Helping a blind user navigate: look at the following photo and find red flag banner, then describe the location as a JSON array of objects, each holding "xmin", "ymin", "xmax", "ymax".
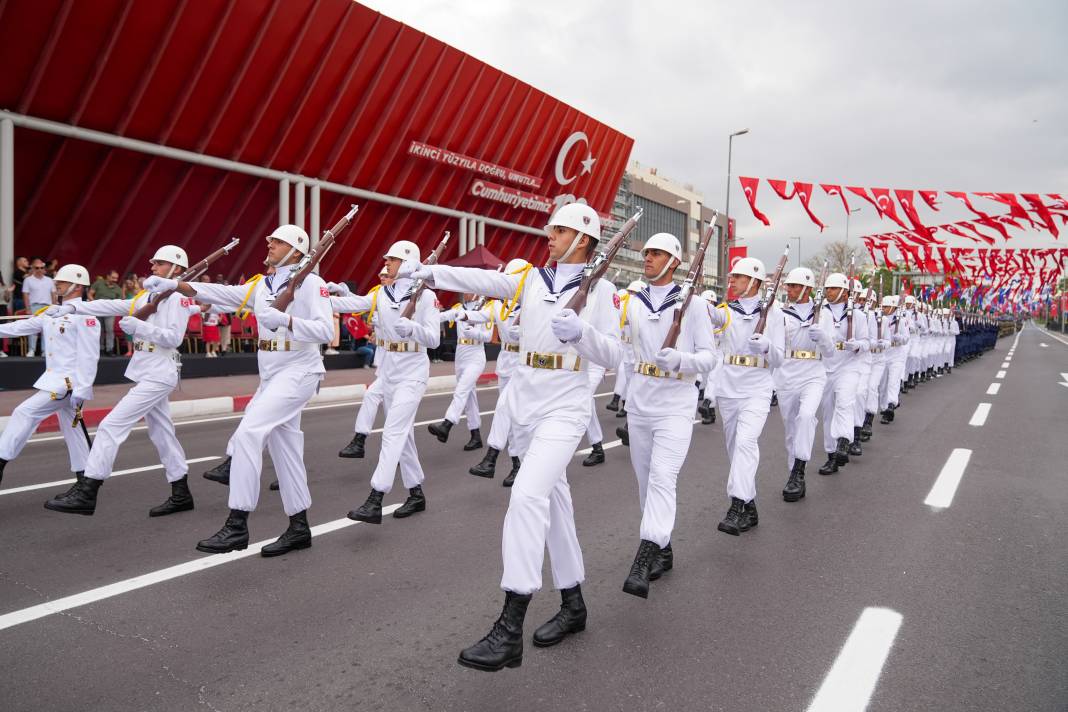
[
  {"xmin": 1020, "ymin": 193, "xmax": 1059, "ymax": 238},
  {"xmin": 919, "ymin": 190, "xmax": 941, "ymax": 211},
  {"xmin": 767, "ymin": 179, "xmax": 795, "ymax": 200},
  {"xmin": 895, "ymin": 189, "xmax": 931, "ymax": 236},
  {"xmin": 946, "ymin": 191, "xmax": 993, "ymax": 221},
  {"xmin": 738, "ymin": 177, "xmax": 771, "ymax": 226},
  {"xmin": 847, "ymin": 186, "xmax": 884, "ymax": 217},
  {"xmin": 820, "ymin": 184, "xmax": 851, "ymax": 215},
  {"xmin": 871, "ymin": 188, "xmax": 910, "ymax": 231},
  {"xmin": 792, "ymin": 182, "xmax": 826, "ymax": 230}
]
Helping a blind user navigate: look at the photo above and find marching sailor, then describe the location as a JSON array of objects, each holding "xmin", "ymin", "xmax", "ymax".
[
  {"xmin": 705, "ymin": 257, "xmax": 786, "ymax": 536},
  {"xmin": 848, "ymin": 280, "xmax": 875, "ymax": 457},
  {"xmin": 43, "ymin": 246, "xmax": 199, "ymax": 518},
  {"xmin": 773, "ymin": 267, "xmax": 833, "ymax": 503},
  {"xmin": 0, "ymin": 265, "xmax": 99, "ymax": 487},
  {"xmin": 402, "ymin": 202, "xmax": 617, "ymax": 671},
  {"xmin": 428, "ymin": 294, "xmax": 492, "ymax": 450},
  {"xmin": 856, "ymin": 286, "xmax": 885, "ymax": 445},
  {"xmin": 879, "ymin": 295, "xmax": 909, "ymax": 424},
  {"xmin": 337, "ymin": 269, "xmax": 392, "ymax": 460},
  {"xmin": 605, "ymin": 280, "xmax": 644, "ymax": 416},
  {"xmin": 561, "ymin": 232, "xmax": 716, "ymax": 597},
  {"xmin": 696, "ymin": 289, "xmax": 720, "ymax": 425}
]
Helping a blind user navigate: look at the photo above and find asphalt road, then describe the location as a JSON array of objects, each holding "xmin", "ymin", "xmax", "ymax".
[{"xmin": 1, "ymin": 325, "xmax": 1065, "ymax": 712}]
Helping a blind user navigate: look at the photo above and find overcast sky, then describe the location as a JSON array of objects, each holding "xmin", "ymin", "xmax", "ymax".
[{"xmin": 365, "ymin": 0, "xmax": 1067, "ymax": 270}]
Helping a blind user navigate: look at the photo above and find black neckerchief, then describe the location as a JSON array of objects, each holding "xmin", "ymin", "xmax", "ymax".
[
  {"xmin": 783, "ymin": 305, "xmax": 814, "ymax": 323},
  {"xmin": 635, "ymin": 284, "xmax": 682, "ymax": 317},
  {"xmin": 728, "ymin": 300, "xmax": 761, "ymax": 317},
  {"xmin": 383, "ymin": 283, "xmax": 413, "ymax": 305},
  {"xmin": 264, "ymin": 272, "xmax": 291, "ymax": 295},
  {"xmin": 824, "ymin": 302, "xmax": 848, "ymax": 325},
  {"xmin": 538, "ymin": 267, "xmax": 583, "ymax": 301}
]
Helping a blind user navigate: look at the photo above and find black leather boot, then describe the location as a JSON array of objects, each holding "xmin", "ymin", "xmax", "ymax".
[
  {"xmin": 464, "ymin": 429, "xmax": 483, "ymax": 451},
  {"xmin": 338, "ymin": 432, "xmax": 366, "ymax": 458},
  {"xmin": 582, "ymin": 442, "xmax": 605, "ymax": 467},
  {"xmin": 44, "ymin": 475, "xmax": 102, "ymax": 515},
  {"xmin": 771, "ymin": 392, "xmax": 779, "ymax": 407},
  {"xmin": 470, "ymin": 447, "xmax": 499, "ymax": 478},
  {"xmin": 717, "ymin": 497, "xmax": 747, "ymax": 536},
  {"xmin": 886, "ymin": 404, "xmax": 896, "ymax": 422},
  {"xmin": 743, "ymin": 499, "xmax": 759, "ymax": 529},
  {"xmin": 606, "ymin": 394, "xmax": 621, "ymax": 411},
  {"xmin": 860, "ymin": 413, "xmax": 874, "ymax": 441},
  {"xmin": 393, "ymin": 485, "xmax": 426, "ymax": 518},
  {"xmin": 149, "ymin": 475, "xmax": 194, "ymax": 517},
  {"xmin": 616, "ymin": 400, "xmax": 627, "ymax": 418},
  {"xmin": 348, "ymin": 489, "xmax": 384, "ymax": 524},
  {"xmin": 269, "ymin": 480, "xmax": 279, "ymax": 491},
  {"xmin": 196, "ymin": 509, "xmax": 249, "ymax": 553},
  {"xmin": 782, "ymin": 459, "xmax": 806, "ymax": 502},
  {"xmin": 502, "ymin": 457, "xmax": 520, "ymax": 487},
  {"xmin": 203, "ymin": 456, "xmax": 231, "ymax": 485},
  {"xmin": 532, "ymin": 584, "xmax": 587, "ymax": 647},
  {"xmin": 818, "ymin": 453, "xmax": 839, "ymax": 475},
  {"xmin": 835, "ymin": 437, "xmax": 851, "ymax": 466},
  {"xmin": 428, "ymin": 419, "xmax": 453, "ymax": 443},
  {"xmin": 701, "ymin": 401, "xmax": 716, "ymax": 425},
  {"xmin": 616, "ymin": 421, "xmax": 629, "ymax": 447},
  {"xmin": 848, "ymin": 428, "xmax": 863, "ymax": 456},
  {"xmin": 649, "ymin": 543, "xmax": 673, "ymax": 581},
  {"xmin": 880, "ymin": 408, "xmax": 893, "ymax": 424},
  {"xmin": 0, "ymin": 457, "xmax": 6, "ymax": 485},
  {"xmin": 622, "ymin": 540, "xmax": 661, "ymax": 599},
  {"xmin": 457, "ymin": 591, "xmax": 531, "ymax": 671},
  {"xmin": 260, "ymin": 510, "xmax": 312, "ymax": 557}
]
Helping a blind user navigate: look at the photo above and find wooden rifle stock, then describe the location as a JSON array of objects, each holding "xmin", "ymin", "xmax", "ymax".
[
  {"xmin": 562, "ymin": 208, "xmax": 644, "ymax": 316},
  {"xmin": 273, "ymin": 204, "xmax": 358, "ymax": 314},
  {"xmin": 400, "ymin": 230, "xmax": 451, "ymax": 319},
  {"xmin": 811, "ymin": 259, "xmax": 830, "ymax": 325},
  {"xmin": 132, "ymin": 237, "xmax": 240, "ymax": 320},
  {"xmin": 845, "ymin": 255, "xmax": 857, "ymax": 341},
  {"xmin": 662, "ymin": 213, "xmax": 717, "ymax": 349},
  {"xmin": 753, "ymin": 244, "xmax": 790, "ymax": 335}
]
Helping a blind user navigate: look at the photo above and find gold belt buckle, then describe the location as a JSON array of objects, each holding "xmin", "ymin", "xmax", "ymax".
[
  {"xmin": 834, "ymin": 342, "xmax": 846, "ymax": 350},
  {"xmin": 503, "ymin": 343, "xmax": 519, "ymax": 353},
  {"xmin": 459, "ymin": 338, "xmax": 477, "ymax": 346}
]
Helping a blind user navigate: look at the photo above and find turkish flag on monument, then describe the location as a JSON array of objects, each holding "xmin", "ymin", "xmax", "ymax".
[{"xmin": 738, "ymin": 177, "xmax": 771, "ymax": 226}]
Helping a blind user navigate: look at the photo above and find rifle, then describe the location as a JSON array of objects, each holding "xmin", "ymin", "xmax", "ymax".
[
  {"xmin": 272, "ymin": 204, "xmax": 359, "ymax": 314},
  {"xmin": 811, "ymin": 259, "xmax": 830, "ymax": 326},
  {"xmin": 662, "ymin": 211, "xmax": 718, "ymax": 349},
  {"xmin": 874, "ymin": 271, "xmax": 885, "ymax": 340},
  {"xmin": 400, "ymin": 230, "xmax": 451, "ymax": 319},
  {"xmin": 753, "ymin": 244, "xmax": 790, "ymax": 335},
  {"xmin": 132, "ymin": 238, "xmax": 240, "ymax": 320},
  {"xmin": 563, "ymin": 208, "xmax": 644, "ymax": 316},
  {"xmin": 845, "ymin": 254, "xmax": 857, "ymax": 340}
]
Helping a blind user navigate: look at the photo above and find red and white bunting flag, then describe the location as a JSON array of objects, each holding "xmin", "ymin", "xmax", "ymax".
[
  {"xmin": 767, "ymin": 179, "xmax": 795, "ymax": 200},
  {"xmin": 871, "ymin": 188, "xmax": 911, "ymax": 231},
  {"xmin": 1020, "ymin": 193, "xmax": 1060, "ymax": 238},
  {"xmin": 973, "ymin": 192, "xmax": 1036, "ymax": 228},
  {"xmin": 738, "ymin": 177, "xmax": 771, "ymax": 226},
  {"xmin": 895, "ymin": 189, "xmax": 932, "ymax": 237},
  {"xmin": 820, "ymin": 184, "xmax": 851, "ymax": 215},
  {"xmin": 792, "ymin": 182, "xmax": 826, "ymax": 230},
  {"xmin": 946, "ymin": 191, "xmax": 993, "ymax": 221},
  {"xmin": 847, "ymin": 186, "xmax": 884, "ymax": 217}
]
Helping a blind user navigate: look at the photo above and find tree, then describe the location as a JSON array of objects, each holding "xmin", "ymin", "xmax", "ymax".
[{"xmin": 802, "ymin": 240, "xmax": 873, "ymax": 276}]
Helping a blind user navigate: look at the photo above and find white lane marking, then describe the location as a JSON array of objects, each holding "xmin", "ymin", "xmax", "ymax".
[
  {"xmin": 1040, "ymin": 343, "xmax": 1049, "ymax": 348},
  {"xmin": 995, "ymin": 370, "xmax": 1006, "ymax": 379},
  {"xmin": 1000, "ymin": 361, "xmax": 1010, "ymax": 368},
  {"xmin": 807, "ymin": 607, "xmax": 904, "ymax": 712},
  {"xmin": 986, "ymin": 383, "xmax": 1001, "ymax": 395},
  {"xmin": 924, "ymin": 448, "xmax": 972, "ymax": 509},
  {"xmin": 1012, "ymin": 330, "xmax": 1022, "ymax": 349},
  {"xmin": 1042, "ymin": 329, "xmax": 1068, "ymax": 347},
  {"xmin": 969, "ymin": 403, "xmax": 991, "ymax": 427},
  {"xmin": 1058, "ymin": 373, "xmax": 1068, "ymax": 389},
  {"xmin": 0, "ymin": 504, "xmax": 403, "ymax": 632},
  {"xmin": 0, "ymin": 457, "xmax": 220, "ymax": 497}
]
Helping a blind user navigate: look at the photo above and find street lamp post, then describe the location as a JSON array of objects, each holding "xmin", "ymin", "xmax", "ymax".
[
  {"xmin": 721, "ymin": 128, "xmax": 749, "ymax": 290},
  {"xmin": 844, "ymin": 207, "xmax": 860, "ymax": 250},
  {"xmin": 790, "ymin": 236, "xmax": 802, "ymax": 268}
]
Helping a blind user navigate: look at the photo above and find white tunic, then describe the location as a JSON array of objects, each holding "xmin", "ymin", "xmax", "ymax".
[{"xmin": 0, "ymin": 298, "xmax": 100, "ymax": 399}]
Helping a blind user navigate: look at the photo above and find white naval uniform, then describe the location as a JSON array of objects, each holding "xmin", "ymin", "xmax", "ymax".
[
  {"xmin": 354, "ymin": 348, "xmax": 385, "ymax": 436},
  {"xmin": 853, "ymin": 307, "xmax": 878, "ymax": 428},
  {"xmin": 774, "ymin": 301, "xmax": 833, "ymax": 469},
  {"xmin": 441, "ymin": 301, "xmax": 492, "ymax": 429},
  {"xmin": 426, "ymin": 262, "xmax": 617, "ymax": 595},
  {"xmin": 611, "ymin": 293, "xmax": 634, "ymax": 400},
  {"xmin": 881, "ymin": 312, "xmax": 910, "ymax": 409},
  {"xmin": 948, "ymin": 317, "xmax": 960, "ymax": 365},
  {"xmin": 479, "ymin": 302, "xmax": 521, "ymax": 457},
  {"xmin": 697, "ymin": 301, "xmax": 725, "ymax": 408},
  {"xmin": 331, "ymin": 279, "xmax": 440, "ymax": 495},
  {"xmin": 859, "ymin": 308, "xmax": 884, "ymax": 420},
  {"xmin": 72, "ymin": 292, "xmax": 197, "ymax": 484},
  {"xmin": 190, "ymin": 266, "xmax": 333, "ymax": 515},
  {"xmin": 708, "ymin": 296, "xmax": 786, "ymax": 503},
  {"xmin": 819, "ymin": 302, "xmax": 869, "ymax": 454},
  {"xmin": 571, "ymin": 282, "xmax": 717, "ymax": 547},
  {"xmin": 909, "ymin": 310, "xmax": 929, "ymax": 376},
  {"xmin": 0, "ymin": 300, "xmax": 100, "ymax": 472}
]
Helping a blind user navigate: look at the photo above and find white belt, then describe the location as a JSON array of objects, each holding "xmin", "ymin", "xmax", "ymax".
[
  {"xmin": 258, "ymin": 339, "xmax": 319, "ymax": 352},
  {"xmin": 375, "ymin": 338, "xmax": 423, "ymax": 353},
  {"xmin": 521, "ymin": 350, "xmax": 583, "ymax": 371}
]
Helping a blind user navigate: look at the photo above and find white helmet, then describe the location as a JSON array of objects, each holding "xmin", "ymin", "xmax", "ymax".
[
  {"xmin": 266, "ymin": 225, "xmax": 310, "ymax": 255},
  {"xmin": 384, "ymin": 240, "xmax": 421, "ymax": 263},
  {"xmin": 881, "ymin": 295, "xmax": 898, "ymax": 308},
  {"xmin": 546, "ymin": 202, "xmax": 601, "ymax": 240},
  {"xmin": 642, "ymin": 233, "xmax": 682, "ymax": 262},
  {"xmin": 824, "ymin": 273, "xmax": 850, "ymax": 289},
  {"xmin": 730, "ymin": 257, "xmax": 766, "ymax": 281},
  {"xmin": 53, "ymin": 264, "xmax": 90, "ymax": 286},
  {"xmin": 151, "ymin": 245, "xmax": 189, "ymax": 268},
  {"xmin": 859, "ymin": 287, "xmax": 872, "ymax": 300},
  {"xmin": 701, "ymin": 289, "xmax": 718, "ymax": 302},
  {"xmin": 626, "ymin": 280, "xmax": 647, "ymax": 293},
  {"xmin": 904, "ymin": 295, "xmax": 917, "ymax": 306},
  {"xmin": 784, "ymin": 267, "xmax": 815, "ymax": 288},
  {"xmin": 851, "ymin": 279, "xmax": 864, "ymax": 292},
  {"xmin": 504, "ymin": 258, "xmax": 530, "ymax": 274}
]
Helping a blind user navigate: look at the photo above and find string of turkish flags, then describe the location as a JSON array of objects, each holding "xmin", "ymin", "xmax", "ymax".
[
  {"xmin": 737, "ymin": 177, "xmax": 1068, "ymax": 242},
  {"xmin": 859, "ymin": 241, "xmax": 1068, "ymax": 291}
]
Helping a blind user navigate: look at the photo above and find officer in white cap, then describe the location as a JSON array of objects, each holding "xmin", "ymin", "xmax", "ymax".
[
  {"xmin": 815, "ymin": 273, "xmax": 870, "ymax": 474},
  {"xmin": 774, "ymin": 267, "xmax": 834, "ymax": 502},
  {"xmin": 428, "ymin": 293, "xmax": 493, "ymax": 450},
  {"xmin": 705, "ymin": 256, "xmax": 786, "ymax": 535},
  {"xmin": 469, "ymin": 259, "xmax": 529, "ymax": 485},
  {"xmin": 0, "ymin": 265, "xmax": 99, "ymax": 486},
  {"xmin": 402, "ymin": 201, "xmax": 618, "ymax": 671},
  {"xmin": 696, "ymin": 288, "xmax": 720, "ymax": 424},
  {"xmin": 878, "ymin": 295, "xmax": 909, "ymax": 423},
  {"xmin": 563, "ymin": 232, "xmax": 717, "ymax": 597},
  {"xmin": 330, "ymin": 239, "xmax": 441, "ymax": 527},
  {"xmin": 43, "ymin": 247, "xmax": 200, "ymax": 518},
  {"xmin": 149, "ymin": 225, "xmax": 332, "ymax": 556}
]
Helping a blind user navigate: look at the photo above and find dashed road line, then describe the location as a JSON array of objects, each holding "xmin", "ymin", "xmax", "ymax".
[
  {"xmin": 986, "ymin": 383, "xmax": 1001, "ymax": 395},
  {"xmin": 996, "ymin": 370, "xmax": 1006, "ymax": 379},
  {"xmin": 924, "ymin": 448, "xmax": 972, "ymax": 509},
  {"xmin": 807, "ymin": 607, "xmax": 903, "ymax": 712},
  {"xmin": 969, "ymin": 403, "xmax": 991, "ymax": 427},
  {"xmin": 0, "ymin": 456, "xmax": 220, "ymax": 497}
]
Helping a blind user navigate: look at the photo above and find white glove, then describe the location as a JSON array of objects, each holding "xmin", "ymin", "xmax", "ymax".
[
  {"xmin": 505, "ymin": 324, "xmax": 521, "ymax": 341},
  {"xmin": 257, "ymin": 308, "xmax": 290, "ymax": 331},
  {"xmin": 44, "ymin": 304, "xmax": 76, "ymax": 317},
  {"xmin": 118, "ymin": 316, "xmax": 143, "ymax": 336},
  {"xmin": 878, "ymin": 338, "xmax": 891, "ymax": 350},
  {"xmin": 808, "ymin": 327, "xmax": 828, "ymax": 343},
  {"xmin": 550, "ymin": 309, "xmax": 584, "ymax": 343},
  {"xmin": 396, "ymin": 261, "xmax": 433, "ymax": 282},
  {"xmin": 747, "ymin": 333, "xmax": 771, "ymax": 354},
  {"xmin": 394, "ymin": 317, "xmax": 415, "ymax": 338},
  {"xmin": 143, "ymin": 276, "xmax": 178, "ymax": 293},
  {"xmin": 654, "ymin": 347, "xmax": 683, "ymax": 372},
  {"xmin": 326, "ymin": 281, "xmax": 351, "ymax": 296},
  {"xmin": 844, "ymin": 338, "xmax": 868, "ymax": 353}
]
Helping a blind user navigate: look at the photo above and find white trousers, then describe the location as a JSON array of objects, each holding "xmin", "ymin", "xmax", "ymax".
[
  {"xmin": 85, "ymin": 380, "xmax": 186, "ymax": 483},
  {"xmin": 777, "ymin": 378, "xmax": 825, "ymax": 468},
  {"xmin": 500, "ymin": 414, "xmax": 586, "ymax": 594},
  {"xmin": 228, "ymin": 370, "xmax": 320, "ymax": 515},
  {"xmin": 587, "ymin": 398, "xmax": 603, "ymax": 445},
  {"xmin": 821, "ymin": 369, "xmax": 859, "ymax": 453},
  {"xmin": 612, "ymin": 361, "xmax": 630, "ymax": 397},
  {"xmin": 882, "ymin": 351, "xmax": 907, "ymax": 409},
  {"xmin": 485, "ymin": 373, "xmax": 514, "ymax": 456},
  {"xmin": 854, "ymin": 365, "xmax": 872, "ymax": 427},
  {"xmin": 865, "ymin": 359, "xmax": 887, "ymax": 414},
  {"xmin": 719, "ymin": 395, "xmax": 770, "ymax": 503},
  {"xmin": 353, "ymin": 376, "xmax": 383, "ymax": 434},
  {"xmin": 444, "ymin": 358, "xmax": 483, "ymax": 429},
  {"xmin": 369, "ymin": 378, "xmax": 427, "ymax": 494},
  {"xmin": 0, "ymin": 390, "xmax": 88, "ymax": 472},
  {"xmin": 627, "ymin": 412, "xmax": 692, "ymax": 547}
]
